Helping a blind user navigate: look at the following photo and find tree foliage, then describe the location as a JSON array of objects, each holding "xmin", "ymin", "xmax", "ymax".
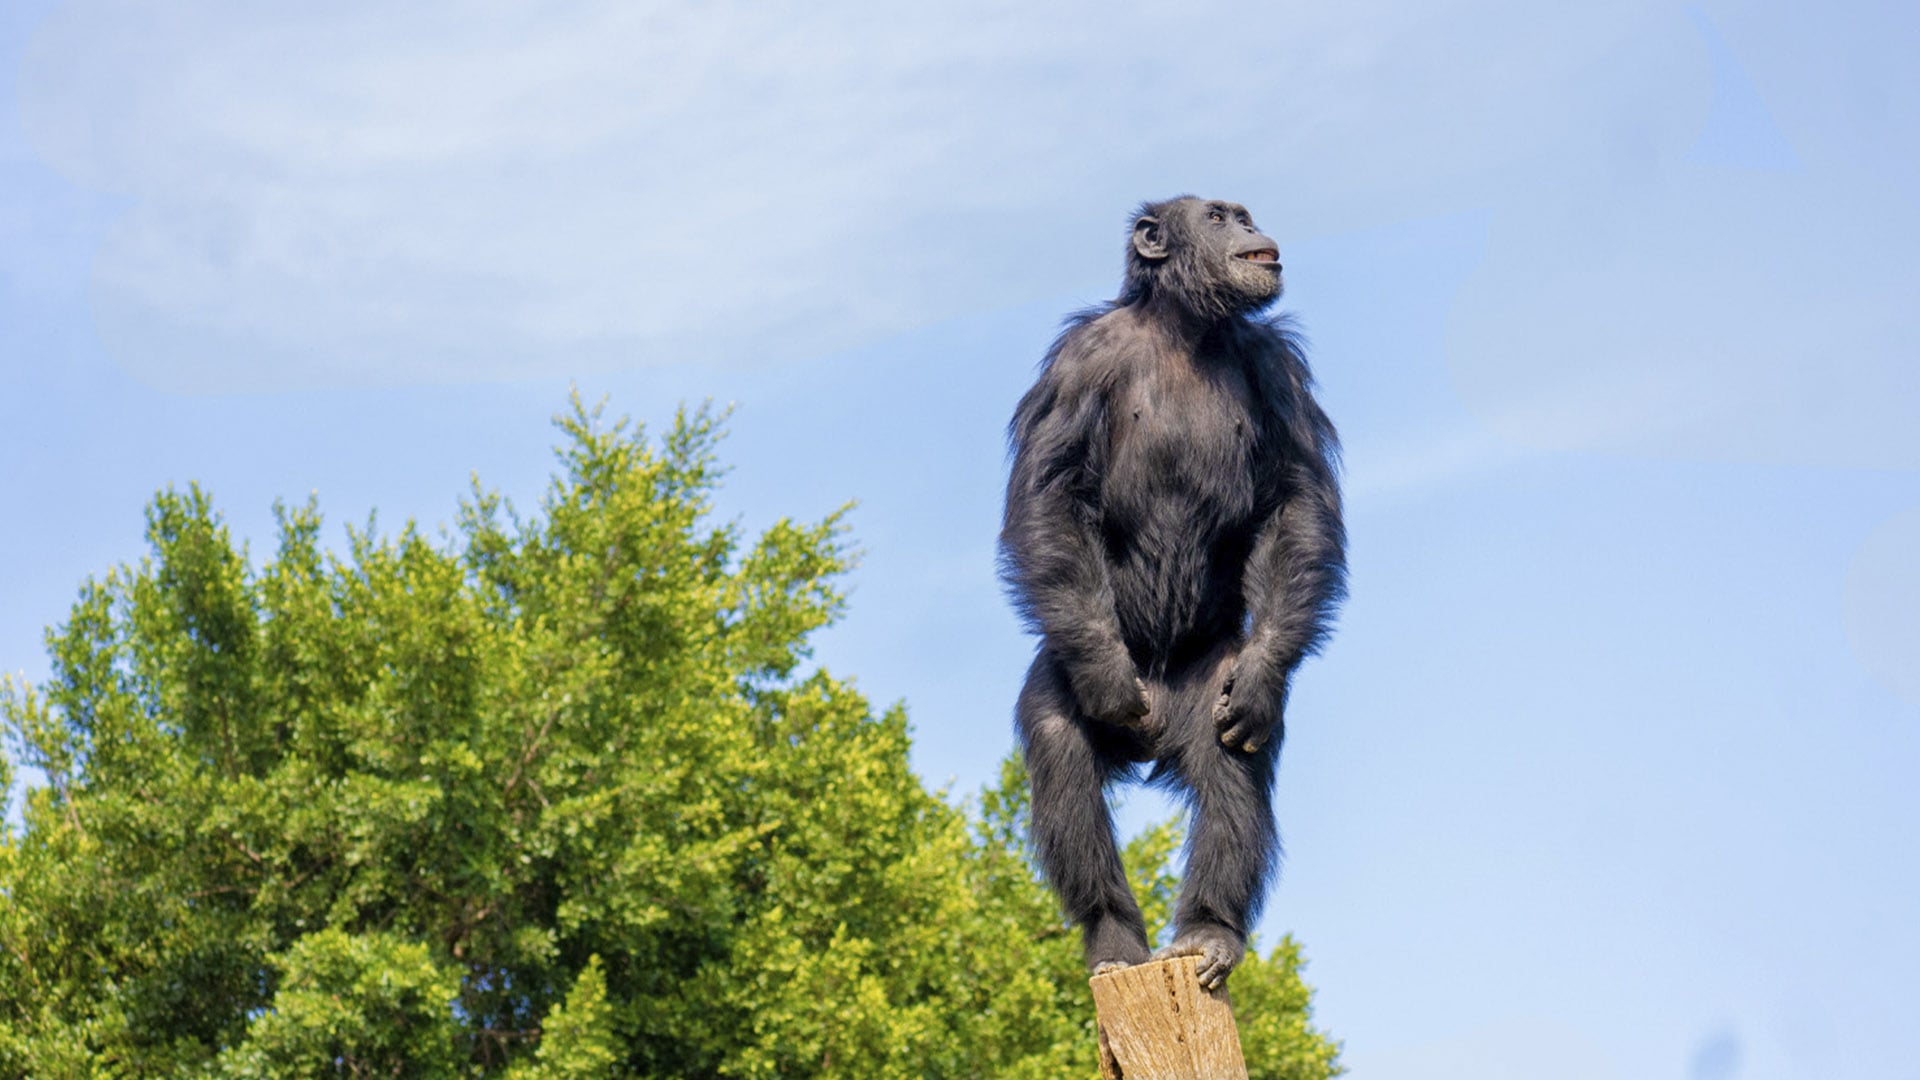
[{"xmin": 0, "ymin": 397, "xmax": 1341, "ymax": 1078}]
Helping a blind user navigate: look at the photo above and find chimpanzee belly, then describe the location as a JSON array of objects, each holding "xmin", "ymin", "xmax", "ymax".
[{"xmin": 1102, "ymin": 362, "xmax": 1263, "ymax": 672}]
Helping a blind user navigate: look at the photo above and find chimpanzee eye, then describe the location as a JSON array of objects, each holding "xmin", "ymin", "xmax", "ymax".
[{"xmin": 1208, "ymin": 210, "xmax": 1225, "ymax": 224}]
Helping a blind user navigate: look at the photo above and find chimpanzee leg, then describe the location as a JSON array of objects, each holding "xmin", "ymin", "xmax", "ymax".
[
  {"xmin": 1157, "ymin": 713, "xmax": 1280, "ymax": 990},
  {"xmin": 1015, "ymin": 651, "xmax": 1151, "ymax": 973}
]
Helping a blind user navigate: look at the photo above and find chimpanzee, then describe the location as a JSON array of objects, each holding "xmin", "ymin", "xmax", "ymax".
[{"xmin": 999, "ymin": 196, "xmax": 1345, "ymax": 990}]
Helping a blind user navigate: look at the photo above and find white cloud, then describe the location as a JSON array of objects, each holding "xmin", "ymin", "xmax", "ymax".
[
  {"xmin": 24, "ymin": 0, "xmax": 1915, "ymax": 480},
  {"xmin": 20, "ymin": 0, "xmax": 1694, "ymax": 392}
]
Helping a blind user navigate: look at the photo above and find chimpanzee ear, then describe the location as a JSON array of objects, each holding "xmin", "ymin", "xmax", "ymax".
[{"xmin": 1131, "ymin": 215, "xmax": 1168, "ymax": 261}]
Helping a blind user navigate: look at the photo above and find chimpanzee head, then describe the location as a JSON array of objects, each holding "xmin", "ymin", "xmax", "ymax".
[{"xmin": 1118, "ymin": 196, "xmax": 1283, "ymax": 321}]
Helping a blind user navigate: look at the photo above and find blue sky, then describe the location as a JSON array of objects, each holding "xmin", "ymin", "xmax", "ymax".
[{"xmin": 3, "ymin": 2, "xmax": 1917, "ymax": 1077}]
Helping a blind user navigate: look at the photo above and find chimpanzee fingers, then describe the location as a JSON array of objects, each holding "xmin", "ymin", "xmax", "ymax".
[
  {"xmin": 1217, "ymin": 717, "xmax": 1252, "ymax": 748},
  {"xmin": 1217, "ymin": 712, "xmax": 1270, "ymax": 754}
]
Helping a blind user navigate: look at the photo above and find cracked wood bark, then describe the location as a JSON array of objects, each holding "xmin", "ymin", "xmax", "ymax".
[{"xmin": 1090, "ymin": 955, "xmax": 1249, "ymax": 1079}]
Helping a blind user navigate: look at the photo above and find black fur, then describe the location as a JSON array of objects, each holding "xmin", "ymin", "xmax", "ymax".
[{"xmin": 999, "ymin": 196, "xmax": 1345, "ymax": 990}]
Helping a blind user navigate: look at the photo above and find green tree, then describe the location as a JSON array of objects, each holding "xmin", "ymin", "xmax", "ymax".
[{"xmin": 0, "ymin": 397, "xmax": 1341, "ymax": 1078}]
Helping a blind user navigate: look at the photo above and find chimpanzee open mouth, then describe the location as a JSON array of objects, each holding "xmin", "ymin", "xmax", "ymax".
[{"xmin": 1237, "ymin": 248, "xmax": 1279, "ymax": 263}]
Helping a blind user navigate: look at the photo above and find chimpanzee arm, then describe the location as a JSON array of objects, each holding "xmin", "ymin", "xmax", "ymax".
[
  {"xmin": 1217, "ymin": 353, "xmax": 1346, "ymax": 752},
  {"xmin": 999, "ymin": 344, "xmax": 1147, "ymax": 727}
]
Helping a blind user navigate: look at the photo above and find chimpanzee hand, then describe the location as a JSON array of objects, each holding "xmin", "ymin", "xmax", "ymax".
[
  {"xmin": 1070, "ymin": 655, "xmax": 1151, "ymax": 730},
  {"xmin": 1213, "ymin": 656, "xmax": 1285, "ymax": 754}
]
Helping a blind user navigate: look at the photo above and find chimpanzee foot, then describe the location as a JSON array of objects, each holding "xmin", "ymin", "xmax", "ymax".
[
  {"xmin": 1153, "ymin": 923, "xmax": 1246, "ymax": 990},
  {"xmin": 1084, "ymin": 916, "xmax": 1151, "ymax": 976}
]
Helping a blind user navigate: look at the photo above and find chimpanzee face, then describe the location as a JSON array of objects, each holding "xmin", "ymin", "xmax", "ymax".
[{"xmin": 1129, "ymin": 197, "xmax": 1283, "ymax": 316}]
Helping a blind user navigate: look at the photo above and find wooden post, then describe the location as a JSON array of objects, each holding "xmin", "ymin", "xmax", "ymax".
[{"xmin": 1090, "ymin": 956, "xmax": 1249, "ymax": 1079}]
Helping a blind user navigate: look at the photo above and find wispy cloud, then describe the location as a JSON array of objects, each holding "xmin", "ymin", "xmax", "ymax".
[
  {"xmin": 21, "ymin": 2, "xmax": 1918, "ymax": 478},
  {"xmin": 23, "ymin": 0, "xmax": 1705, "ymax": 392}
]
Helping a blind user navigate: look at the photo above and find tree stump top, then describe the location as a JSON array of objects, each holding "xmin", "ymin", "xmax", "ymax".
[{"xmin": 1090, "ymin": 955, "xmax": 1249, "ymax": 1080}]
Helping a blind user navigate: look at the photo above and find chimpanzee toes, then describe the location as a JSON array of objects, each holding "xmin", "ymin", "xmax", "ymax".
[
  {"xmin": 1195, "ymin": 947, "xmax": 1233, "ymax": 990},
  {"xmin": 1154, "ymin": 925, "xmax": 1246, "ymax": 990}
]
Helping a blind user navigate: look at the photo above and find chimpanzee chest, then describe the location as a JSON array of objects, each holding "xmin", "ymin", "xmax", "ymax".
[
  {"xmin": 1101, "ymin": 356, "xmax": 1267, "ymax": 657},
  {"xmin": 1105, "ymin": 358, "xmax": 1263, "ymax": 529}
]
